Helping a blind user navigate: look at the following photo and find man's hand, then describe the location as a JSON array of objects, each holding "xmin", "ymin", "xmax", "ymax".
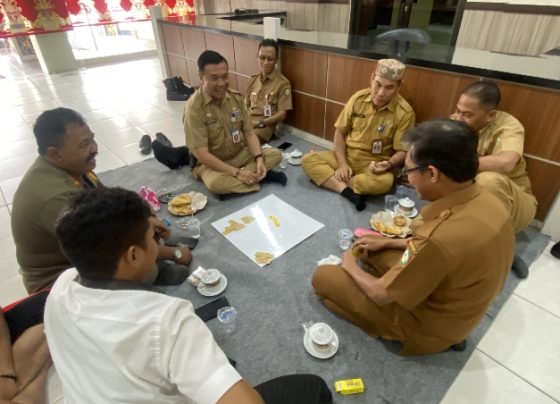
[
  {"xmin": 341, "ymin": 249, "xmax": 359, "ymax": 275},
  {"xmin": 151, "ymin": 217, "xmax": 170, "ymax": 241},
  {"xmin": 354, "ymin": 236, "xmax": 389, "ymax": 252},
  {"xmin": 255, "ymin": 158, "xmax": 267, "ymax": 180},
  {"xmin": 236, "ymin": 168, "xmax": 259, "ymax": 185},
  {"xmin": 0, "ymin": 376, "xmax": 17, "ymax": 400},
  {"xmin": 369, "ymin": 160, "xmax": 392, "ymax": 174},
  {"xmin": 334, "ymin": 164, "xmax": 353, "ymax": 183}
]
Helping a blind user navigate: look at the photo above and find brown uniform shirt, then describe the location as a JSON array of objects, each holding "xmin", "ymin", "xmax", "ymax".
[
  {"xmin": 478, "ymin": 110, "xmax": 532, "ymax": 193},
  {"xmin": 245, "ymin": 69, "xmax": 292, "ymax": 140},
  {"xmin": 381, "ymin": 184, "xmax": 514, "ymax": 354},
  {"xmin": 11, "ymin": 157, "xmax": 101, "ymax": 293},
  {"xmin": 184, "ymin": 88, "xmax": 253, "ymax": 162},
  {"xmin": 335, "ymin": 89, "xmax": 415, "ymax": 160}
]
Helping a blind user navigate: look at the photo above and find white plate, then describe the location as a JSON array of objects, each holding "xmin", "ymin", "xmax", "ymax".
[
  {"xmin": 168, "ymin": 191, "xmax": 208, "ymax": 216},
  {"xmin": 394, "ymin": 205, "xmax": 418, "ymax": 218},
  {"xmin": 287, "ymin": 157, "xmax": 302, "ymax": 166},
  {"xmin": 303, "ymin": 330, "xmax": 339, "ymax": 359},
  {"xmin": 197, "ymin": 274, "xmax": 228, "ymax": 297},
  {"xmin": 370, "ymin": 210, "xmax": 412, "ymax": 238}
]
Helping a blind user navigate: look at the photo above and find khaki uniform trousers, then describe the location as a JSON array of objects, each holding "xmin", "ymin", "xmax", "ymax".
[
  {"xmin": 301, "ymin": 149, "xmax": 393, "ymax": 195},
  {"xmin": 312, "ymin": 249, "xmax": 455, "ymax": 356},
  {"xmin": 193, "ymin": 147, "xmax": 281, "ymax": 195},
  {"xmin": 476, "ymin": 171, "xmax": 537, "ymax": 233}
]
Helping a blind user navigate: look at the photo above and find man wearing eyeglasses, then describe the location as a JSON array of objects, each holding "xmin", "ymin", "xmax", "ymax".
[
  {"xmin": 301, "ymin": 59, "xmax": 415, "ymax": 211},
  {"xmin": 245, "ymin": 38, "xmax": 293, "ymax": 143},
  {"xmin": 311, "ymin": 120, "xmax": 514, "ymax": 355}
]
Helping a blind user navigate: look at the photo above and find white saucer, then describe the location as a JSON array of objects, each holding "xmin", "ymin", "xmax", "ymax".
[
  {"xmin": 303, "ymin": 330, "xmax": 339, "ymax": 359},
  {"xmin": 394, "ymin": 205, "xmax": 418, "ymax": 218},
  {"xmin": 288, "ymin": 157, "xmax": 302, "ymax": 166},
  {"xmin": 197, "ymin": 274, "xmax": 227, "ymax": 297}
]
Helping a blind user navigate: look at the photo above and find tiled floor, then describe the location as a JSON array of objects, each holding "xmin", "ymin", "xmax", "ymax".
[{"xmin": 1, "ymin": 51, "xmax": 559, "ymax": 403}]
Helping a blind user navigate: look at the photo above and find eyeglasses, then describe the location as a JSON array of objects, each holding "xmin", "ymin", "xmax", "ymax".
[
  {"xmin": 401, "ymin": 166, "xmax": 423, "ymax": 176},
  {"xmin": 258, "ymin": 56, "xmax": 276, "ymax": 62}
]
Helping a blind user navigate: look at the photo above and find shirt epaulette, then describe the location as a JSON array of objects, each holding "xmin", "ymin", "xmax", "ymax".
[{"xmin": 414, "ymin": 209, "xmax": 451, "ymax": 239}]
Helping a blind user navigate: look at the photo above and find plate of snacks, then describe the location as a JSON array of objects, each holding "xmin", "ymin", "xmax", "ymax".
[
  {"xmin": 369, "ymin": 210, "xmax": 412, "ymax": 238},
  {"xmin": 168, "ymin": 192, "xmax": 208, "ymax": 216}
]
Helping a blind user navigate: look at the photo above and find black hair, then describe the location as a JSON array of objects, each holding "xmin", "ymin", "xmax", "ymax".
[
  {"xmin": 197, "ymin": 50, "xmax": 228, "ymax": 72},
  {"xmin": 461, "ymin": 80, "xmax": 501, "ymax": 110},
  {"xmin": 33, "ymin": 108, "xmax": 86, "ymax": 156},
  {"xmin": 55, "ymin": 187, "xmax": 151, "ymax": 280},
  {"xmin": 258, "ymin": 38, "xmax": 279, "ymax": 58},
  {"xmin": 404, "ymin": 119, "xmax": 479, "ymax": 183}
]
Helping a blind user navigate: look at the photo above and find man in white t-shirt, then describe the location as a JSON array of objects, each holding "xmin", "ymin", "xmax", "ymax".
[{"xmin": 44, "ymin": 187, "xmax": 331, "ymax": 404}]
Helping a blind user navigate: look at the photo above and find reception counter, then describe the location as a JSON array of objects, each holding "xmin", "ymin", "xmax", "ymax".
[{"xmin": 158, "ymin": 13, "xmax": 560, "ymax": 221}]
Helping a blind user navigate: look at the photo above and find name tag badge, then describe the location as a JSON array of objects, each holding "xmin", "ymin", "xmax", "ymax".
[
  {"xmin": 231, "ymin": 129, "xmax": 241, "ymax": 144},
  {"xmin": 232, "ymin": 108, "xmax": 241, "ymax": 117},
  {"xmin": 372, "ymin": 140, "xmax": 382, "ymax": 154},
  {"xmin": 264, "ymin": 105, "xmax": 272, "ymax": 117},
  {"xmin": 206, "ymin": 118, "xmax": 217, "ymax": 125}
]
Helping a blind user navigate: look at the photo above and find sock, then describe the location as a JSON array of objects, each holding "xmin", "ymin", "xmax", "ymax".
[
  {"xmin": 153, "ymin": 142, "xmax": 190, "ymax": 170},
  {"xmin": 263, "ymin": 170, "xmax": 287, "ymax": 186},
  {"xmin": 341, "ymin": 187, "xmax": 366, "ymax": 211}
]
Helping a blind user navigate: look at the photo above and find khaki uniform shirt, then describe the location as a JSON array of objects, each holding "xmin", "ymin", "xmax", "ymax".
[
  {"xmin": 245, "ymin": 69, "xmax": 292, "ymax": 140},
  {"xmin": 381, "ymin": 184, "xmax": 514, "ymax": 354},
  {"xmin": 335, "ymin": 89, "xmax": 415, "ymax": 160},
  {"xmin": 11, "ymin": 157, "xmax": 101, "ymax": 293},
  {"xmin": 478, "ymin": 110, "xmax": 532, "ymax": 193},
  {"xmin": 184, "ymin": 88, "xmax": 253, "ymax": 163}
]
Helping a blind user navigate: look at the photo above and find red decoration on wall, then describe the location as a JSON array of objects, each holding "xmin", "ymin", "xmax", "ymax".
[
  {"xmin": 93, "ymin": 0, "xmax": 108, "ymax": 14},
  {"xmin": 143, "ymin": 0, "xmax": 155, "ymax": 7},
  {"xmin": 52, "ymin": 0, "xmax": 69, "ymax": 19},
  {"xmin": 186, "ymin": 0, "xmax": 193, "ymax": 6},
  {"xmin": 0, "ymin": 9, "xmax": 4, "ymax": 25},
  {"xmin": 16, "ymin": 0, "xmax": 38, "ymax": 22},
  {"xmin": 165, "ymin": 0, "xmax": 176, "ymax": 10},
  {"xmin": 66, "ymin": 0, "xmax": 81, "ymax": 15},
  {"xmin": 120, "ymin": 0, "xmax": 132, "ymax": 11}
]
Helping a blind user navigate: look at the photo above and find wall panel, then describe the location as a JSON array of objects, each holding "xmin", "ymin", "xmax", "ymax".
[
  {"xmin": 205, "ymin": 32, "xmax": 237, "ymax": 72},
  {"xmin": 286, "ymin": 92, "xmax": 325, "ymax": 138},
  {"xmin": 325, "ymin": 102, "xmax": 343, "ymax": 141},
  {"xmin": 526, "ymin": 158, "xmax": 560, "ymax": 220},
  {"xmin": 327, "ymin": 54, "xmax": 375, "ymax": 103},
  {"xmin": 234, "ymin": 37, "xmax": 260, "ymax": 77},
  {"xmin": 161, "ymin": 25, "xmax": 184, "ymax": 56},
  {"xmin": 167, "ymin": 54, "xmax": 188, "ymax": 82},
  {"xmin": 281, "ymin": 46, "xmax": 327, "ymax": 97},
  {"xmin": 181, "ymin": 28, "xmax": 206, "ymax": 60}
]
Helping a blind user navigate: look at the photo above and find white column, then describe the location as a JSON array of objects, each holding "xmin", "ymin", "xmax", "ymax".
[
  {"xmin": 543, "ymin": 192, "xmax": 560, "ymax": 242},
  {"xmin": 149, "ymin": 5, "xmax": 170, "ymax": 78},
  {"xmin": 263, "ymin": 17, "xmax": 281, "ymax": 40},
  {"xmin": 30, "ymin": 32, "xmax": 78, "ymax": 74}
]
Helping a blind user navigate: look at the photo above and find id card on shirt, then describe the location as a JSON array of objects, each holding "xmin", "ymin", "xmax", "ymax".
[
  {"xmin": 264, "ymin": 105, "xmax": 272, "ymax": 117},
  {"xmin": 231, "ymin": 129, "xmax": 241, "ymax": 143},
  {"xmin": 372, "ymin": 140, "xmax": 382, "ymax": 154}
]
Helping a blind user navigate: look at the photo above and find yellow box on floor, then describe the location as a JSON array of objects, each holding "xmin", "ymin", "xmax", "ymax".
[{"xmin": 334, "ymin": 378, "xmax": 365, "ymax": 395}]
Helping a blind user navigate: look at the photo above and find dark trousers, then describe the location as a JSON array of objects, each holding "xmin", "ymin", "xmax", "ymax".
[
  {"xmin": 2, "ymin": 290, "xmax": 50, "ymax": 343},
  {"xmin": 255, "ymin": 374, "xmax": 333, "ymax": 404}
]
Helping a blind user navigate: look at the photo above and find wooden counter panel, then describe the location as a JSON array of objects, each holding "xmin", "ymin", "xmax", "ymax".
[
  {"xmin": 233, "ymin": 37, "xmax": 260, "ymax": 77},
  {"xmin": 325, "ymin": 102, "xmax": 344, "ymax": 141},
  {"xmin": 286, "ymin": 92, "xmax": 325, "ymax": 138},
  {"xmin": 525, "ymin": 157, "xmax": 560, "ymax": 221},
  {"xmin": 186, "ymin": 60, "xmax": 201, "ymax": 87},
  {"xmin": 235, "ymin": 74, "xmax": 250, "ymax": 97},
  {"xmin": 281, "ymin": 46, "xmax": 327, "ymax": 97},
  {"xmin": 228, "ymin": 73, "xmax": 239, "ymax": 93},
  {"xmin": 181, "ymin": 28, "xmax": 206, "ymax": 61},
  {"xmin": 327, "ymin": 54, "xmax": 375, "ymax": 103},
  {"xmin": 161, "ymin": 24, "xmax": 184, "ymax": 57},
  {"xmin": 167, "ymin": 54, "xmax": 188, "ymax": 83},
  {"xmin": 205, "ymin": 32, "xmax": 237, "ymax": 72}
]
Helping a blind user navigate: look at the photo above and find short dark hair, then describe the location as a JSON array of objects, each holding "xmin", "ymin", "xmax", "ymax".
[
  {"xmin": 258, "ymin": 38, "xmax": 279, "ymax": 57},
  {"xmin": 56, "ymin": 187, "xmax": 151, "ymax": 280},
  {"xmin": 405, "ymin": 119, "xmax": 479, "ymax": 183},
  {"xmin": 33, "ymin": 108, "xmax": 86, "ymax": 156},
  {"xmin": 461, "ymin": 80, "xmax": 501, "ymax": 110},
  {"xmin": 198, "ymin": 50, "xmax": 228, "ymax": 72}
]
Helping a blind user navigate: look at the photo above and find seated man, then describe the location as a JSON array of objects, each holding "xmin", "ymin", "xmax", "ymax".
[
  {"xmin": 1, "ymin": 290, "xmax": 51, "ymax": 404},
  {"xmin": 184, "ymin": 50, "xmax": 286, "ymax": 195},
  {"xmin": 44, "ymin": 187, "xmax": 332, "ymax": 404},
  {"xmin": 245, "ymin": 38, "xmax": 292, "ymax": 143},
  {"xmin": 11, "ymin": 108, "xmax": 192, "ymax": 293},
  {"xmin": 312, "ymin": 120, "xmax": 514, "ymax": 355},
  {"xmin": 452, "ymin": 80, "xmax": 538, "ymax": 278},
  {"xmin": 301, "ymin": 59, "xmax": 415, "ymax": 211}
]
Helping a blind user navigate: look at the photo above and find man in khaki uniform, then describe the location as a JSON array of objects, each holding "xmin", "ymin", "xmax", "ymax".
[
  {"xmin": 11, "ymin": 108, "xmax": 192, "ymax": 293},
  {"xmin": 184, "ymin": 50, "xmax": 285, "ymax": 195},
  {"xmin": 301, "ymin": 59, "xmax": 415, "ymax": 211},
  {"xmin": 245, "ymin": 38, "xmax": 292, "ymax": 143},
  {"xmin": 312, "ymin": 120, "xmax": 514, "ymax": 355},
  {"xmin": 452, "ymin": 80, "xmax": 537, "ymax": 233}
]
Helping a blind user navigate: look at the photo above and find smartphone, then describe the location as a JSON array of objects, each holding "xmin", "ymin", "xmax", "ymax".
[
  {"xmin": 195, "ymin": 296, "xmax": 230, "ymax": 322},
  {"xmin": 277, "ymin": 141, "xmax": 293, "ymax": 151}
]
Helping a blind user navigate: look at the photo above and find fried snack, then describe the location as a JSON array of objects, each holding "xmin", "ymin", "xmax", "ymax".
[
  {"xmin": 241, "ymin": 215, "xmax": 255, "ymax": 224},
  {"xmin": 393, "ymin": 215, "xmax": 407, "ymax": 227},
  {"xmin": 373, "ymin": 221, "xmax": 386, "ymax": 233},
  {"xmin": 222, "ymin": 219, "xmax": 245, "ymax": 235},
  {"xmin": 385, "ymin": 226, "xmax": 402, "ymax": 236},
  {"xmin": 255, "ymin": 252, "xmax": 274, "ymax": 265},
  {"xmin": 169, "ymin": 194, "xmax": 192, "ymax": 207},
  {"xmin": 351, "ymin": 244, "xmax": 361, "ymax": 257},
  {"xmin": 268, "ymin": 215, "xmax": 281, "ymax": 228},
  {"xmin": 170, "ymin": 205, "xmax": 194, "ymax": 215}
]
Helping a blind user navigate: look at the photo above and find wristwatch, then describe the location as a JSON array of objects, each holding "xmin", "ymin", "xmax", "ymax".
[
  {"xmin": 173, "ymin": 248, "xmax": 182, "ymax": 262},
  {"xmin": 258, "ymin": 120, "xmax": 265, "ymax": 128}
]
